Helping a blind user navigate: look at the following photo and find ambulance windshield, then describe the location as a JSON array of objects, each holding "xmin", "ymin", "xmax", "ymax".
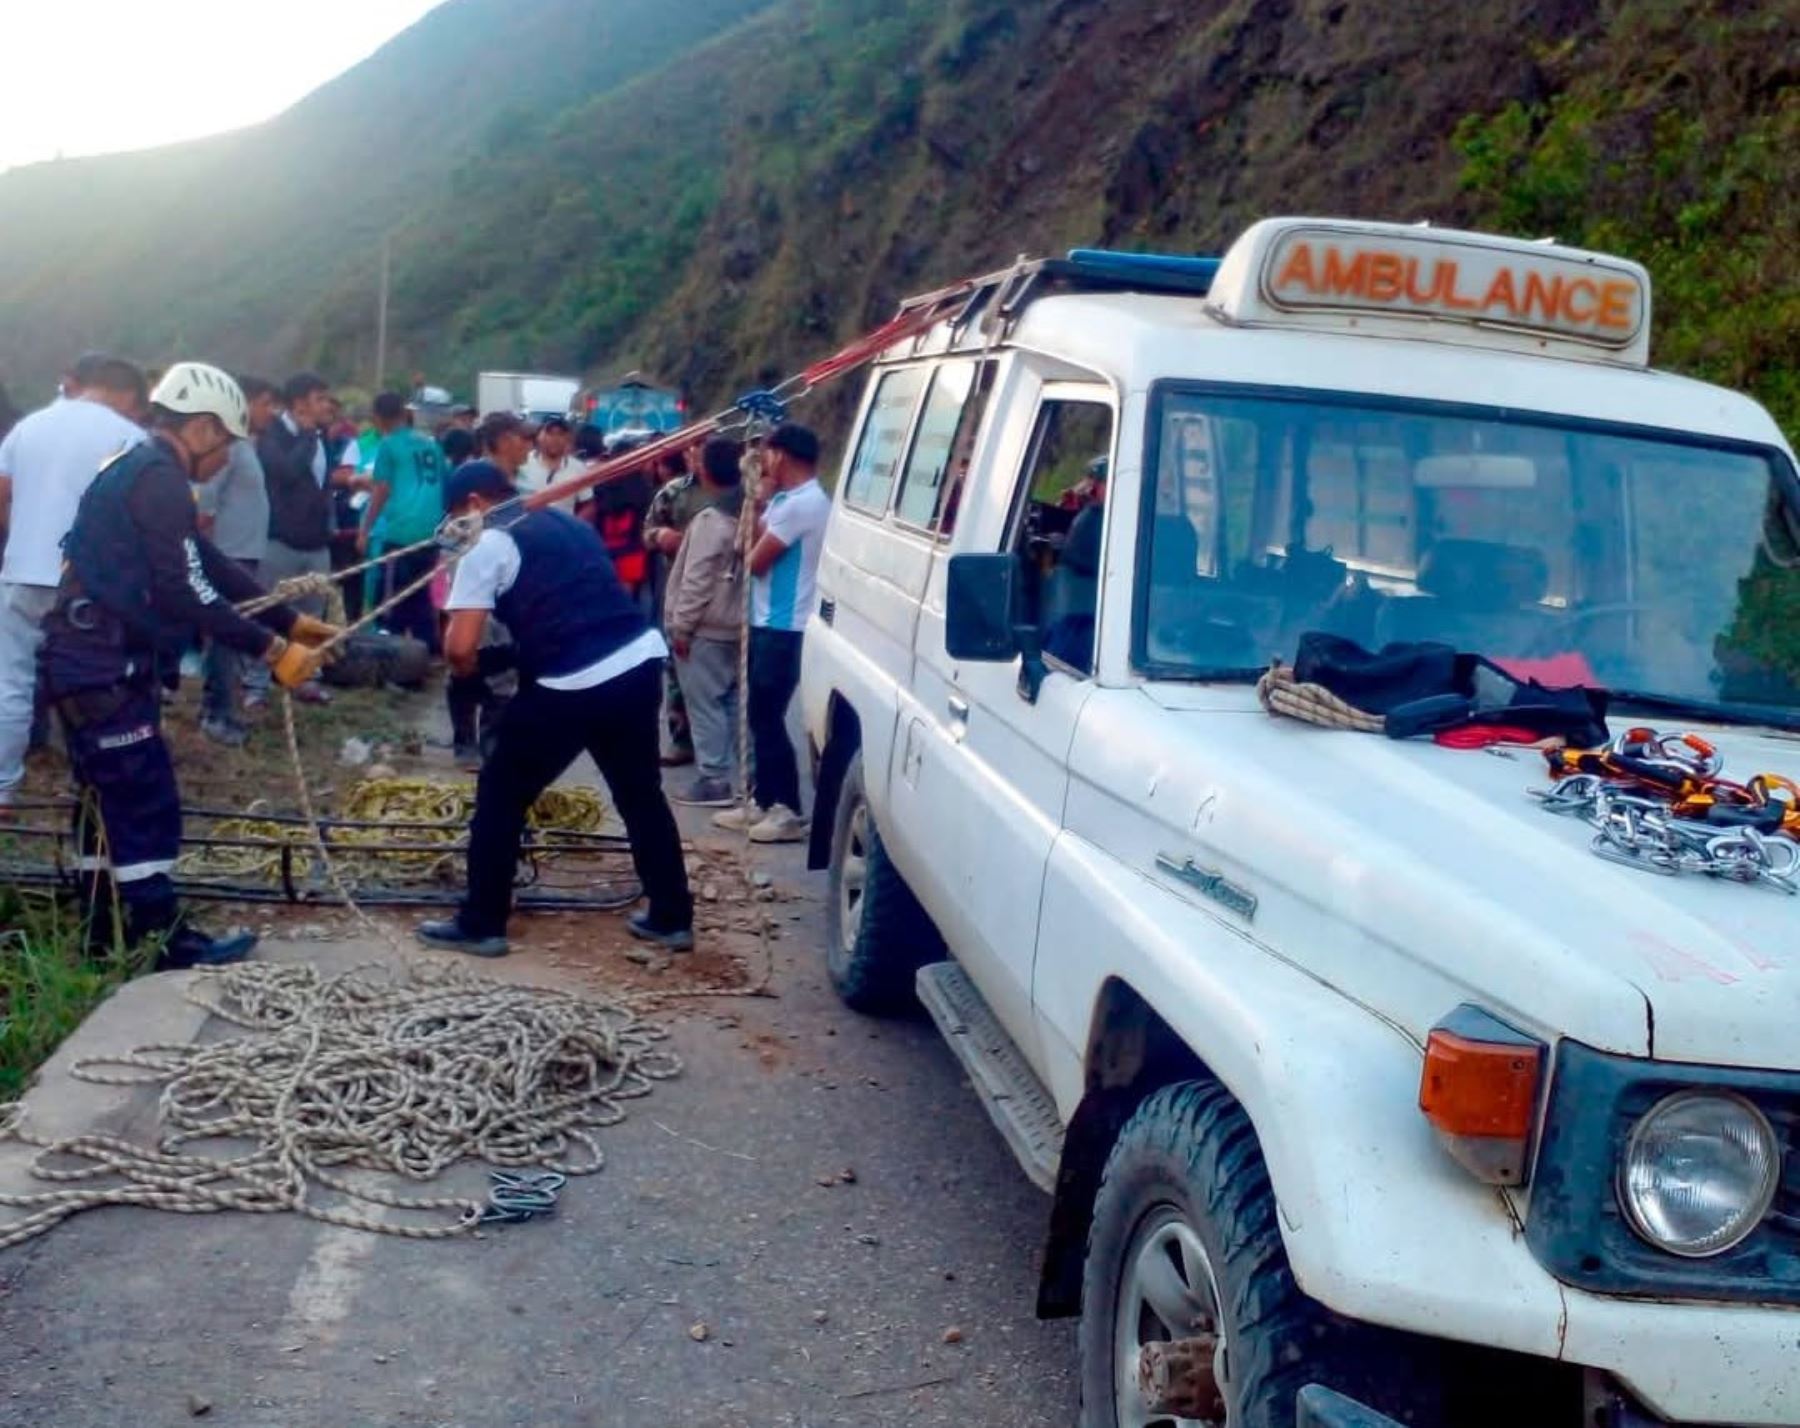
[{"xmin": 1140, "ymin": 388, "xmax": 1800, "ymax": 718}]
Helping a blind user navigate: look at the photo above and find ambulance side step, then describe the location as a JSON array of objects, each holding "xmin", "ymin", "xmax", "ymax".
[{"xmin": 915, "ymin": 961, "xmax": 1063, "ymax": 1193}]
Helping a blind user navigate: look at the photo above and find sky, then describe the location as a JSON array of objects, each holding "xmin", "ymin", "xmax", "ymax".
[{"xmin": 0, "ymin": 0, "xmax": 443, "ymax": 172}]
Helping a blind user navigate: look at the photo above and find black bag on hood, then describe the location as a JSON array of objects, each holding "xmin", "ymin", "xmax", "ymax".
[
  {"xmin": 1293, "ymin": 633, "xmax": 1609, "ymax": 746},
  {"xmin": 1293, "ymin": 635, "xmax": 1462, "ymax": 715}
]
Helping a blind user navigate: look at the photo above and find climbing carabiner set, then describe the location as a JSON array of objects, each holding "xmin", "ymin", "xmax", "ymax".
[
  {"xmin": 477, "ymin": 1170, "xmax": 568, "ymax": 1225},
  {"xmin": 1530, "ymin": 727, "xmax": 1800, "ymax": 894}
]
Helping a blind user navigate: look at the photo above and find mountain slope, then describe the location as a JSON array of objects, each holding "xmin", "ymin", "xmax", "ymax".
[
  {"xmin": 307, "ymin": 0, "xmax": 1608, "ymax": 400},
  {"xmin": 0, "ymin": 0, "xmax": 774, "ymax": 397},
  {"xmin": 309, "ymin": 0, "xmax": 1799, "ymax": 445},
  {"xmin": 1, "ymin": 0, "xmax": 1794, "ymax": 455}
]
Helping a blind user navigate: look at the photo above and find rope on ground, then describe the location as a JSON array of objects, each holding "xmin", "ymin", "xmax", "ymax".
[{"xmin": 0, "ymin": 959, "xmax": 680, "ymax": 1252}]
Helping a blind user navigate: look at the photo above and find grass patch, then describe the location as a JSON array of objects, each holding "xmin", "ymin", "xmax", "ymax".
[{"xmin": 0, "ymin": 886, "xmax": 153, "ymax": 1100}]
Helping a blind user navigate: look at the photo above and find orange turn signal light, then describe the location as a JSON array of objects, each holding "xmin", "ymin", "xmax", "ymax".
[{"xmin": 1418, "ymin": 1007, "xmax": 1545, "ymax": 1185}]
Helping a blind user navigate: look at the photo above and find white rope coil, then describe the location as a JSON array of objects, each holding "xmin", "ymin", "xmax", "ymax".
[{"xmin": 0, "ymin": 960, "xmax": 679, "ymax": 1251}]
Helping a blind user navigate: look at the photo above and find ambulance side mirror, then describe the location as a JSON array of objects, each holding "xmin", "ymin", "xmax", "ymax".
[{"xmin": 946, "ymin": 554, "xmax": 1022, "ymax": 662}]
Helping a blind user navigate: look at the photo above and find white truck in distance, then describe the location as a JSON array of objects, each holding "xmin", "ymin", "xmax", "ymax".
[
  {"xmin": 798, "ymin": 217, "xmax": 1800, "ymax": 1428},
  {"xmin": 474, "ymin": 370, "xmax": 579, "ymax": 423}
]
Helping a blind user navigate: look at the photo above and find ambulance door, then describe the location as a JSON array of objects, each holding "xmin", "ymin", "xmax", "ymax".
[{"xmin": 900, "ymin": 377, "xmax": 1113, "ymax": 1059}]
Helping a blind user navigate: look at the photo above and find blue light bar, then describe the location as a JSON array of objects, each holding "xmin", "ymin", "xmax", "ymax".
[{"xmin": 1066, "ymin": 249, "xmax": 1222, "ymax": 291}]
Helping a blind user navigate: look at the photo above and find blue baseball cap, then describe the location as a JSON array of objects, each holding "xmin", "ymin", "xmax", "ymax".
[{"xmin": 443, "ymin": 459, "xmax": 516, "ymax": 513}]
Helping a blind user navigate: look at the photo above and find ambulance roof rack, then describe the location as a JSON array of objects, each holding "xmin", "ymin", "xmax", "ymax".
[
  {"xmin": 917, "ymin": 248, "xmax": 1221, "ymax": 350},
  {"xmin": 903, "ymin": 217, "xmax": 1656, "ymax": 367}
]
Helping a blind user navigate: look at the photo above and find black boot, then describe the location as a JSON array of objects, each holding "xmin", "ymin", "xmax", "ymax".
[
  {"xmin": 157, "ymin": 922, "xmax": 257, "ymax": 970},
  {"xmin": 123, "ymin": 882, "xmax": 256, "ymax": 970}
]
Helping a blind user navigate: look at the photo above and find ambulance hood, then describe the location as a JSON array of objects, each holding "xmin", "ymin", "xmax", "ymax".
[{"xmin": 1131, "ymin": 686, "xmax": 1800, "ymax": 1070}]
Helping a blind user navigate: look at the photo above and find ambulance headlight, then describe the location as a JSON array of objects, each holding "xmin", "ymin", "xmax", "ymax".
[{"xmin": 1619, "ymin": 1091, "xmax": 1779, "ymax": 1257}]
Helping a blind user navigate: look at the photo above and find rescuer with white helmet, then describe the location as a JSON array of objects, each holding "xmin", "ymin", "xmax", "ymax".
[{"xmin": 37, "ymin": 361, "xmax": 343, "ymax": 968}]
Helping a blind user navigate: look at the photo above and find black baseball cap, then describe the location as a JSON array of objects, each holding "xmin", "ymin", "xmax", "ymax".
[
  {"xmin": 538, "ymin": 414, "xmax": 571, "ymax": 433},
  {"xmin": 444, "ymin": 459, "xmax": 516, "ymax": 512}
]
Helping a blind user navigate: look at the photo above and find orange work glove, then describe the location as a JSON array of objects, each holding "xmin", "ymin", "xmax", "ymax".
[
  {"xmin": 266, "ymin": 637, "xmax": 325, "ymax": 690},
  {"xmin": 289, "ymin": 614, "xmax": 342, "ymax": 647}
]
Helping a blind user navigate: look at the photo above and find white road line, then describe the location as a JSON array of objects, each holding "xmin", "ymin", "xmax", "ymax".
[{"xmin": 281, "ymin": 1223, "xmax": 378, "ymax": 1337}]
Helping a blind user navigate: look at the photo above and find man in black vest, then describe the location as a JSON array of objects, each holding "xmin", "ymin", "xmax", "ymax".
[
  {"xmin": 417, "ymin": 461, "xmax": 694, "ymax": 957},
  {"xmin": 40, "ymin": 363, "xmax": 339, "ymax": 966}
]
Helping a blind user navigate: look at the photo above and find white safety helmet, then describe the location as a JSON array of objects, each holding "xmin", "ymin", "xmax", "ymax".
[{"xmin": 150, "ymin": 362, "xmax": 249, "ymax": 440}]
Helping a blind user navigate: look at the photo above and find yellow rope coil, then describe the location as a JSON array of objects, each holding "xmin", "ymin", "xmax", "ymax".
[{"xmin": 176, "ymin": 778, "xmax": 614, "ymax": 887}]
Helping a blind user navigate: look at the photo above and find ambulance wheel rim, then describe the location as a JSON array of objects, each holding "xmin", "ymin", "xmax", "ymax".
[{"xmin": 836, "ymin": 801, "xmax": 869, "ymax": 959}]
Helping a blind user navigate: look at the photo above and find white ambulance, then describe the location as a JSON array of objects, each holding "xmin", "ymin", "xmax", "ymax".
[{"xmin": 798, "ymin": 216, "xmax": 1800, "ymax": 1428}]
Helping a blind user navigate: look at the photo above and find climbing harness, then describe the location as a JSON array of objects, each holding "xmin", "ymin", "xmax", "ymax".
[
  {"xmin": 1531, "ymin": 727, "xmax": 1800, "ymax": 893},
  {"xmin": 0, "ymin": 960, "xmax": 680, "ymax": 1252}
]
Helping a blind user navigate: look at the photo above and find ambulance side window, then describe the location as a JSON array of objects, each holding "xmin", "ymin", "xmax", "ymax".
[
  {"xmin": 1007, "ymin": 398, "xmax": 1115, "ymax": 677},
  {"xmin": 842, "ymin": 368, "xmax": 927, "ymax": 516},
  {"xmin": 893, "ymin": 359, "xmax": 996, "ymax": 536}
]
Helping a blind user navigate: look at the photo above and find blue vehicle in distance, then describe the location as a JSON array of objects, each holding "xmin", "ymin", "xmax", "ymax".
[{"xmin": 579, "ymin": 372, "xmax": 686, "ymax": 448}]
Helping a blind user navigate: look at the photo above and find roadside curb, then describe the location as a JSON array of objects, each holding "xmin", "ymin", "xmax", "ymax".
[{"xmin": 0, "ymin": 967, "xmax": 213, "ymax": 1203}]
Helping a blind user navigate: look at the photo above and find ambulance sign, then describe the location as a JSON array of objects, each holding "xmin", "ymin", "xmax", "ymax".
[{"xmin": 1259, "ymin": 227, "xmax": 1647, "ymax": 349}]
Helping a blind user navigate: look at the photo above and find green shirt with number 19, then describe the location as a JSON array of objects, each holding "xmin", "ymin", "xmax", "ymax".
[{"xmin": 374, "ymin": 427, "xmax": 449, "ymax": 546}]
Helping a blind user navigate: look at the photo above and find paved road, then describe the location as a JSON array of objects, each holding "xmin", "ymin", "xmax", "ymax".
[{"xmin": 0, "ymin": 830, "xmax": 1078, "ymax": 1427}]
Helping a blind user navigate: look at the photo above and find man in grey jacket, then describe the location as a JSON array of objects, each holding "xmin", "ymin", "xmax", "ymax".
[
  {"xmin": 195, "ymin": 376, "xmax": 275, "ymax": 744},
  {"xmin": 663, "ymin": 438, "xmax": 745, "ymax": 807}
]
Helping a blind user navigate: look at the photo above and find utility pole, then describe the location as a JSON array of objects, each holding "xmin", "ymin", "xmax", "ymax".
[{"xmin": 374, "ymin": 233, "xmax": 391, "ymax": 393}]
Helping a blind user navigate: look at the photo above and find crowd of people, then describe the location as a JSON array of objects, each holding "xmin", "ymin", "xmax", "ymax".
[{"xmin": 0, "ymin": 352, "xmax": 837, "ymax": 965}]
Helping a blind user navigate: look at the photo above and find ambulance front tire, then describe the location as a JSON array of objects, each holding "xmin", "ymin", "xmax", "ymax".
[
  {"xmin": 1078, "ymin": 1080, "xmax": 1446, "ymax": 1428},
  {"xmin": 824, "ymin": 751, "xmax": 942, "ymax": 1014}
]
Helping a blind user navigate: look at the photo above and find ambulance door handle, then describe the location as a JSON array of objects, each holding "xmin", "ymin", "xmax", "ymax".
[{"xmin": 947, "ymin": 695, "xmax": 970, "ymax": 739}]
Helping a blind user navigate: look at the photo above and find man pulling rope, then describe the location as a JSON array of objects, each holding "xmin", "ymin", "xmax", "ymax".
[
  {"xmin": 61, "ymin": 294, "xmax": 982, "ymax": 971},
  {"xmin": 37, "ymin": 363, "xmax": 341, "ymax": 969},
  {"xmin": 414, "ymin": 461, "xmax": 694, "ymax": 959}
]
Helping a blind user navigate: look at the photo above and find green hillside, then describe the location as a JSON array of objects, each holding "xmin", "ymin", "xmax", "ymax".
[
  {"xmin": 0, "ymin": 0, "xmax": 1795, "ymax": 454},
  {"xmin": 0, "ymin": 0, "xmax": 775, "ymax": 401},
  {"xmin": 307, "ymin": 0, "xmax": 1800, "ymax": 448}
]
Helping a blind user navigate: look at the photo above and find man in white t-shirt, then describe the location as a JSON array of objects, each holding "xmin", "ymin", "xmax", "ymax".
[
  {"xmin": 516, "ymin": 416, "xmax": 585, "ymax": 515},
  {"xmin": 713, "ymin": 423, "xmax": 832, "ymax": 844},
  {"xmin": 0, "ymin": 355, "xmax": 147, "ymax": 808}
]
